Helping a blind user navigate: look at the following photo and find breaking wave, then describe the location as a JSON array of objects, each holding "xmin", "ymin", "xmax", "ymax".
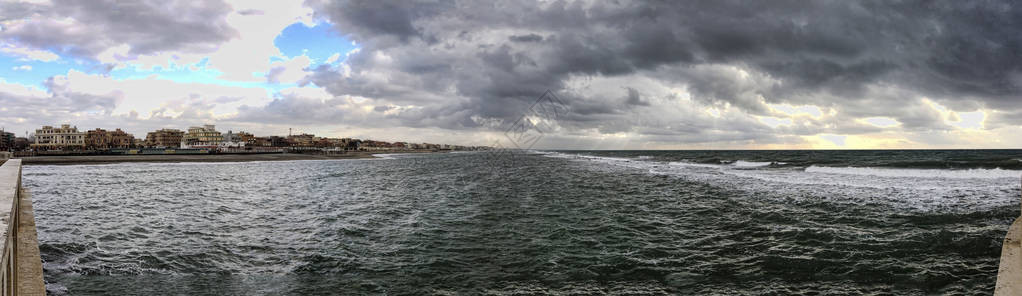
[
  {"xmin": 732, "ymin": 160, "xmax": 772, "ymax": 167},
  {"xmin": 805, "ymin": 165, "xmax": 1020, "ymax": 179}
]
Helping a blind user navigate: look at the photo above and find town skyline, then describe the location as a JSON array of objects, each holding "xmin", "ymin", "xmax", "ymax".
[
  {"xmin": 0, "ymin": 123, "xmax": 448, "ymax": 149},
  {"xmin": 1, "ymin": 122, "xmax": 480, "ymax": 152}
]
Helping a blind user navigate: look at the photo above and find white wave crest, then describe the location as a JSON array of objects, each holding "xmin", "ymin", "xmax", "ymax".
[
  {"xmin": 733, "ymin": 160, "xmax": 771, "ymax": 167},
  {"xmin": 576, "ymin": 155, "xmax": 633, "ymax": 162},
  {"xmin": 805, "ymin": 165, "xmax": 1021, "ymax": 179},
  {"xmin": 668, "ymin": 161, "xmax": 721, "ymax": 169}
]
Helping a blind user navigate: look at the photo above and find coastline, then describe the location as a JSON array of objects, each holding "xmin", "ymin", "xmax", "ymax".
[{"xmin": 17, "ymin": 151, "xmax": 440, "ymax": 165}]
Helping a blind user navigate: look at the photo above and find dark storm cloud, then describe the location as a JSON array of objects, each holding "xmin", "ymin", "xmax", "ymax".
[
  {"xmin": 0, "ymin": 0, "xmax": 237, "ymax": 60},
  {"xmin": 509, "ymin": 34, "xmax": 543, "ymax": 43},
  {"xmin": 623, "ymin": 87, "xmax": 649, "ymax": 106},
  {"xmin": 306, "ymin": 0, "xmax": 453, "ymax": 44},
  {"xmin": 298, "ymin": 0, "xmax": 1022, "ymax": 146}
]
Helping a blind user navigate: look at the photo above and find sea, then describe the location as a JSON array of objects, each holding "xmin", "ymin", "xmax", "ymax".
[{"xmin": 20, "ymin": 150, "xmax": 1022, "ymax": 295}]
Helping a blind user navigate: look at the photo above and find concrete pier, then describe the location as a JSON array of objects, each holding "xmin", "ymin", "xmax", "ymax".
[
  {"xmin": 0, "ymin": 160, "xmax": 44, "ymax": 296},
  {"xmin": 996, "ymin": 178, "xmax": 1022, "ymax": 295},
  {"xmin": 996, "ymin": 218, "xmax": 1022, "ymax": 294}
]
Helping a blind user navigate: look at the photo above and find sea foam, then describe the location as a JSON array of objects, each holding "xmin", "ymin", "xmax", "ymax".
[
  {"xmin": 732, "ymin": 160, "xmax": 772, "ymax": 167},
  {"xmin": 804, "ymin": 165, "xmax": 1020, "ymax": 179}
]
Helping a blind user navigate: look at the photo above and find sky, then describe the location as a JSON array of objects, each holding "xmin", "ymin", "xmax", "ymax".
[{"xmin": 1, "ymin": 0, "xmax": 1021, "ymax": 149}]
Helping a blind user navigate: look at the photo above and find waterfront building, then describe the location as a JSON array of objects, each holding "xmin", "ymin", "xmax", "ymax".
[
  {"xmin": 269, "ymin": 136, "xmax": 289, "ymax": 147},
  {"xmin": 220, "ymin": 130, "xmax": 246, "ymax": 148},
  {"xmin": 344, "ymin": 138, "xmax": 360, "ymax": 150},
  {"xmin": 358, "ymin": 140, "xmax": 395, "ymax": 151},
  {"xmin": 145, "ymin": 129, "xmax": 184, "ymax": 148},
  {"xmin": 223, "ymin": 130, "xmax": 240, "ymax": 143},
  {"xmin": 287, "ymin": 133, "xmax": 318, "ymax": 147},
  {"xmin": 182, "ymin": 125, "xmax": 223, "ymax": 148},
  {"xmin": 237, "ymin": 131, "xmax": 255, "ymax": 143},
  {"xmin": 0, "ymin": 131, "xmax": 13, "ymax": 151},
  {"xmin": 85, "ymin": 128, "xmax": 134, "ymax": 149},
  {"xmin": 323, "ymin": 138, "xmax": 347, "ymax": 148},
  {"xmin": 31, "ymin": 124, "xmax": 85, "ymax": 150},
  {"xmin": 13, "ymin": 138, "xmax": 28, "ymax": 151},
  {"xmin": 248, "ymin": 136, "xmax": 272, "ymax": 147}
]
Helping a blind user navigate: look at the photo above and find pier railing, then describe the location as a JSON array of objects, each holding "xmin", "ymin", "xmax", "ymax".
[{"xmin": 0, "ymin": 160, "xmax": 44, "ymax": 295}]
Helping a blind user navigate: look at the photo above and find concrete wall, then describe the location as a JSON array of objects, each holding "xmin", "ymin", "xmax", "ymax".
[
  {"xmin": 0, "ymin": 160, "xmax": 44, "ymax": 296},
  {"xmin": 996, "ymin": 179, "xmax": 1022, "ymax": 295},
  {"xmin": 997, "ymin": 217, "xmax": 1022, "ymax": 294}
]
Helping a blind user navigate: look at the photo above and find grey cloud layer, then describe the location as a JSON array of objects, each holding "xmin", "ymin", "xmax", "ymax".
[
  {"xmin": 2, "ymin": 0, "xmax": 1020, "ymax": 147},
  {"xmin": 295, "ymin": 0, "xmax": 1022, "ymax": 146},
  {"xmin": 0, "ymin": 0, "xmax": 237, "ymax": 60}
]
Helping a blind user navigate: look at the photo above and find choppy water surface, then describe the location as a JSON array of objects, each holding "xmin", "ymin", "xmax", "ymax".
[{"xmin": 22, "ymin": 150, "xmax": 1022, "ymax": 295}]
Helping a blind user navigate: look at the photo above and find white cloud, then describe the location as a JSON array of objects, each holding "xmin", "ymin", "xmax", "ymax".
[
  {"xmin": 10, "ymin": 65, "xmax": 31, "ymax": 71},
  {"xmin": 949, "ymin": 111, "xmax": 985, "ymax": 130},
  {"xmin": 0, "ymin": 43, "xmax": 58, "ymax": 62},
  {"xmin": 860, "ymin": 117, "xmax": 900, "ymax": 128},
  {"xmin": 81, "ymin": 1, "xmax": 316, "ymax": 80},
  {"xmin": 278, "ymin": 86, "xmax": 333, "ymax": 100},
  {"xmin": 325, "ymin": 52, "xmax": 341, "ymax": 64},
  {"xmin": 922, "ymin": 98, "xmax": 987, "ymax": 130},
  {"xmin": 757, "ymin": 116, "xmax": 794, "ymax": 128},
  {"xmin": 768, "ymin": 103, "xmax": 823, "ymax": 118},
  {"xmin": 202, "ymin": 0, "xmax": 315, "ymax": 81},
  {"xmin": 50, "ymin": 69, "xmax": 274, "ymax": 119},
  {"xmin": 0, "ymin": 79, "xmax": 47, "ymax": 97},
  {"xmin": 266, "ymin": 55, "xmax": 312, "ymax": 84}
]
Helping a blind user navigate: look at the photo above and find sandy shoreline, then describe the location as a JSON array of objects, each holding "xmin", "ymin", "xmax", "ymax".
[{"xmin": 18, "ymin": 152, "xmax": 392, "ymax": 165}]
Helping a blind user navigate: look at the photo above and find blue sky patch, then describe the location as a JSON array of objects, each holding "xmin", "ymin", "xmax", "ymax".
[
  {"xmin": 275, "ymin": 22, "xmax": 357, "ymax": 65},
  {"xmin": 0, "ymin": 55, "xmax": 77, "ymax": 88},
  {"xmin": 0, "ymin": 21, "xmax": 352, "ymax": 96}
]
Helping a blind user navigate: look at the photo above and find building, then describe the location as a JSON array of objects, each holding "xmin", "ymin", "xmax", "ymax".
[
  {"xmin": 220, "ymin": 130, "xmax": 246, "ymax": 148},
  {"xmin": 358, "ymin": 140, "xmax": 395, "ymax": 151},
  {"xmin": 31, "ymin": 124, "xmax": 85, "ymax": 150},
  {"xmin": 0, "ymin": 131, "xmax": 13, "ymax": 151},
  {"xmin": 323, "ymin": 138, "xmax": 347, "ymax": 148},
  {"xmin": 85, "ymin": 128, "xmax": 134, "ymax": 149},
  {"xmin": 222, "ymin": 130, "xmax": 240, "ymax": 143},
  {"xmin": 13, "ymin": 138, "xmax": 29, "ymax": 151},
  {"xmin": 237, "ymin": 131, "xmax": 255, "ymax": 143},
  {"xmin": 287, "ymin": 133, "xmax": 318, "ymax": 147},
  {"xmin": 269, "ymin": 136, "xmax": 289, "ymax": 147},
  {"xmin": 342, "ymin": 138, "xmax": 360, "ymax": 150},
  {"xmin": 182, "ymin": 124, "xmax": 223, "ymax": 148},
  {"xmin": 248, "ymin": 136, "xmax": 271, "ymax": 147},
  {"xmin": 145, "ymin": 129, "xmax": 184, "ymax": 148}
]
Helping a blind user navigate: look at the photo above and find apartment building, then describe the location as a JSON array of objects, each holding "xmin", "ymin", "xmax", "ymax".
[
  {"xmin": 86, "ymin": 128, "xmax": 135, "ymax": 149},
  {"xmin": 182, "ymin": 125, "xmax": 223, "ymax": 148},
  {"xmin": 31, "ymin": 124, "xmax": 85, "ymax": 150},
  {"xmin": 145, "ymin": 129, "xmax": 185, "ymax": 148}
]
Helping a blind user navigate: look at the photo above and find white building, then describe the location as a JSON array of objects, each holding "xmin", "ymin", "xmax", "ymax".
[
  {"xmin": 31, "ymin": 124, "xmax": 85, "ymax": 149},
  {"xmin": 222, "ymin": 130, "xmax": 241, "ymax": 143},
  {"xmin": 180, "ymin": 124, "xmax": 223, "ymax": 148}
]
